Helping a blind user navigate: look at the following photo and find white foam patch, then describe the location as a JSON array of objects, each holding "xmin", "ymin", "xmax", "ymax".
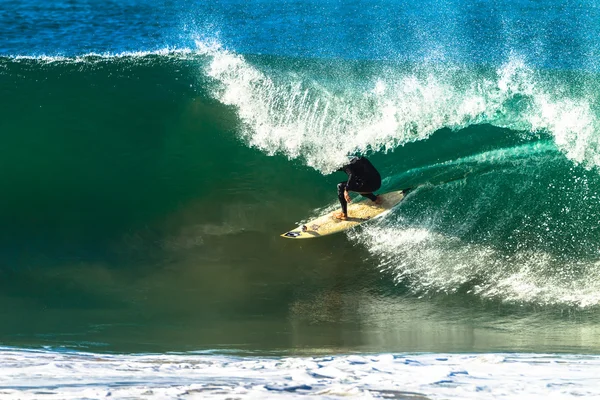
[
  {"xmin": 195, "ymin": 39, "xmax": 494, "ymax": 172},
  {"xmin": 495, "ymin": 58, "xmax": 600, "ymax": 168},
  {"xmin": 2, "ymin": 347, "xmax": 600, "ymax": 399},
  {"xmin": 194, "ymin": 40, "xmax": 600, "ymax": 172},
  {"xmin": 353, "ymin": 224, "xmax": 600, "ymax": 308},
  {"xmin": 8, "ymin": 48, "xmax": 195, "ymax": 64}
]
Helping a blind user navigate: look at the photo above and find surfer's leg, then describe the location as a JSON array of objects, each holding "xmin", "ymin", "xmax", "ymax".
[
  {"xmin": 359, "ymin": 191, "xmax": 382, "ymax": 204},
  {"xmin": 362, "ymin": 192, "xmax": 377, "ymax": 201}
]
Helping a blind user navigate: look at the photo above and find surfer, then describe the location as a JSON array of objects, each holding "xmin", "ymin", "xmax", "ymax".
[{"xmin": 333, "ymin": 156, "xmax": 382, "ymax": 220}]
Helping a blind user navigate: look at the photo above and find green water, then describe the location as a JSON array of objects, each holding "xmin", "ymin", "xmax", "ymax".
[{"xmin": 2, "ymin": 54, "xmax": 600, "ymax": 354}]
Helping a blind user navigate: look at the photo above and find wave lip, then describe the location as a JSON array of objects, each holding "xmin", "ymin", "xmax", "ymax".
[
  {"xmin": 7, "ymin": 39, "xmax": 600, "ymax": 173},
  {"xmin": 193, "ymin": 39, "xmax": 600, "ymax": 173},
  {"xmin": 4, "ymin": 47, "xmax": 196, "ymax": 64},
  {"xmin": 2, "ymin": 347, "xmax": 600, "ymax": 399}
]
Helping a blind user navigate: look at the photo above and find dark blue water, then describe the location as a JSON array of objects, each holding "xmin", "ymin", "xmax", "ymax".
[{"xmin": 4, "ymin": 0, "xmax": 600, "ymax": 71}]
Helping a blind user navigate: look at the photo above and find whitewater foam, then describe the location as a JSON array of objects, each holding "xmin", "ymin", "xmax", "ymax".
[
  {"xmin": 194, "ymin": 40, "xmax": 600, "ymax": 172},
  {"xmin": 2, "ymin": 347, "xmax": 600, "ymax": 399},
  {"xmin": 351, "ymin": 220, "xmax": 600, "ymax": 308}
]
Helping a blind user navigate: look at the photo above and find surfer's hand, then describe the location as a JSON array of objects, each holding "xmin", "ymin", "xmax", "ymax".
[{"xmin": 344, "ymin": 190, "xmax": 351, "ymax": 203}]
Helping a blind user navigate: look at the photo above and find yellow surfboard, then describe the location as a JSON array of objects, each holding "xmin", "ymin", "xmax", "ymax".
[{"xmin": 281, "ymin": 189, "xmax": 409, "ymax": 239}]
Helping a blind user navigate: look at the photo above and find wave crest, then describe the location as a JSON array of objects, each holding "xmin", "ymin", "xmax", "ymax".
[{"xmin": 195, "ymin": 40, "xmax": 600, "ymax": 172}]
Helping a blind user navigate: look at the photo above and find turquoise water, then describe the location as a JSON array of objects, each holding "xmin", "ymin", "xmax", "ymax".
[{"xmin": 3, "ymin": 0, "xmax": 600, "ymax": 356}]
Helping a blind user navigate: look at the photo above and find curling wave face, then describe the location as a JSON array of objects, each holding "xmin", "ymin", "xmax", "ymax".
[
  {"xmin": 190, "ymin": 41, "xmax": 600, "ymax": 309},
  {"xmin": 3, "ymin": 38, "xmax": 600, "ymax": 354}
]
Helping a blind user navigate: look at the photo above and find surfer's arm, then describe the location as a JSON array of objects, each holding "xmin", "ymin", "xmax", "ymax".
[{"xmin": 343, "ymin": 174, "xmax": 355, "ymax": 202}]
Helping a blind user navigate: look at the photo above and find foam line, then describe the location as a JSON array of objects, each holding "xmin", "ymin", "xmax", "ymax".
[
  {"xmin": 1, "ymin": 348, "xmax": 600, "ymax": 399},
  {"xmin": 5, "ymin": 48, "xmax": 196, "ymax": 63}
]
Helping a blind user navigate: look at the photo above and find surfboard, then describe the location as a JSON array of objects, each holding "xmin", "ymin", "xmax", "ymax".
[{"xmin": 281, "ymin": 189, "xmax": 410, "ymax": 239}]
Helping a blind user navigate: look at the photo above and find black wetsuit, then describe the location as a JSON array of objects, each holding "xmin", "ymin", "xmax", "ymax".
[{"xmin": 337, "ymin": 157, "xmax": 381, "ymax": 216}]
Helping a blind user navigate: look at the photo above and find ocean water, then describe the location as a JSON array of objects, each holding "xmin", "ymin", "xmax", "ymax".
[{"xmin": 3, "ymin": 0, "xmax": 600, "ymax": 397}]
